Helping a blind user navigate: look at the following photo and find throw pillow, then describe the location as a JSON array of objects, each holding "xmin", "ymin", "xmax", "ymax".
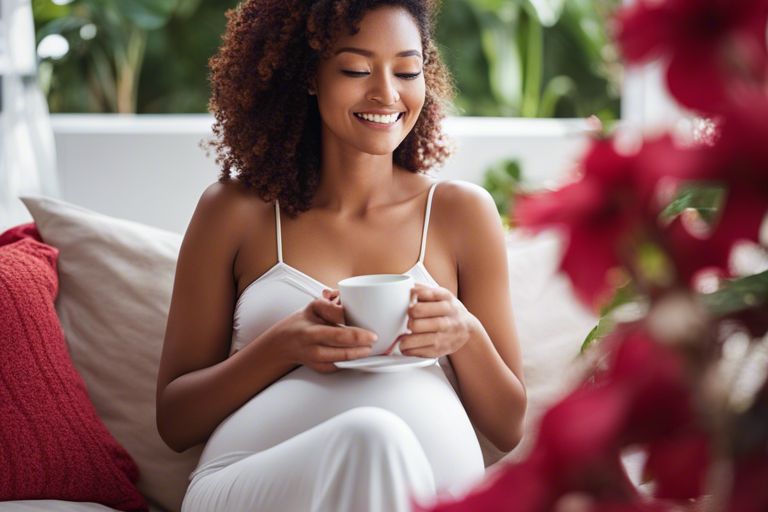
[
  {"xmin": 0, "ymin": 224, "xmax": 146, "ymax": 511},
  {"xmin": 20, "ymin": 197, "xmax": 201, "ymax": 512}
]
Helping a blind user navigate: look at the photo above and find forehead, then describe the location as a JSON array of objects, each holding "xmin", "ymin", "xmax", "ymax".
[{"xmin": 332, "ymin": 6, "xmax": 423, "ymax": 54}]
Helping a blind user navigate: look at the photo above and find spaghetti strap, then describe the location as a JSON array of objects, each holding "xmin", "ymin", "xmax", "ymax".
[
  {"xmin": 275, "ymin": 201, "xmax": 283, "ymax": 263},
  {"xmin": 417, "ymin": 182, "xmax": 439, "ymax": 264}
]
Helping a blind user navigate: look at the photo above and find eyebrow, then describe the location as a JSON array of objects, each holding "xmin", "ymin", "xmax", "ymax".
[{"xmin": 335, "ymin": 47, "xmax": 423, "ymax": 58}]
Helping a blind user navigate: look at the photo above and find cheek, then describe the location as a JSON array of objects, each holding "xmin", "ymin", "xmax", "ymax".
[
  {"xmin": 404, "ymin": 82, "xmax": 426, "ymax": 120},
  {"xmin": 317, "ymin": 86, "xmax": 354, "ymax": 124}
]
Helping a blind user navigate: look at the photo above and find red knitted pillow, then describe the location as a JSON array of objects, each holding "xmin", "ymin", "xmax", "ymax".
[{"xmin": 0, "ymin": 224, "xmax": 147, "ymax": 511}]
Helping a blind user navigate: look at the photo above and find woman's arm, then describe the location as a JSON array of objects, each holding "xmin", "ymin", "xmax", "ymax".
[
  {"xmin": 448, "ymin": 182, "xmax": 526, "ymax": 452},
  {"xmin": 155, "ymin": 182, "xmax": 297, "ymax": 452}
]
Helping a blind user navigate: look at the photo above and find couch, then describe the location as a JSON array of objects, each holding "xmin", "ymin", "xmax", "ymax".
[{"xmin": 0, "ymin": 193, "xmax": 596, "ymax": 511}]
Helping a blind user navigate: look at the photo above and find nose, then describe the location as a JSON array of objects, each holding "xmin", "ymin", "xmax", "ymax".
[{"xmin": 367, "ymin": 72, "xmax": 400, "ymax": 105}]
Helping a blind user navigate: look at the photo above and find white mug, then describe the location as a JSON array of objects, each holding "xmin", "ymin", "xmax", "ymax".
[{"xmin": 338, "ymin": 274, "xmax": 414, "ymax": 356}]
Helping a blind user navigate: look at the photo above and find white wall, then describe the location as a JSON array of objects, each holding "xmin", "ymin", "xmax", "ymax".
[{"xmin": 51, "ymin": 115, "xmax": 592, "ymax": 234}]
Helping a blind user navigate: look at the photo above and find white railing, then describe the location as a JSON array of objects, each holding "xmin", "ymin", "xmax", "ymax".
[{"xmin": 50, "ymin": 114, "xmax": 592, "ymax": 233}]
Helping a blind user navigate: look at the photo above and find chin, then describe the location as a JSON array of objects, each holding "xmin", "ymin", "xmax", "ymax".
[{"xmin": 353, "ymin": 140, "xmax": 404, "ymax": 156}]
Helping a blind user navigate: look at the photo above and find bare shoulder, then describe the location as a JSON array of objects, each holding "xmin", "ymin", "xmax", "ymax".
[
  {"xmin": 435, "ymin": 179, "xmax": 493, "ymax": 205},
  {"xmin": 433, "ymin": 180, "xmax": 500, "ymax": 230},
  {"xmin": 196, "ymin": 178, "xmax": 267, "ymax": 219},
  {"xmin": 189, "ymin": 178, "xmax": 273, "ymax": 246}
]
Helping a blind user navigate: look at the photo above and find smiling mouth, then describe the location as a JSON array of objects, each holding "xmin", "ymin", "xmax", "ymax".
[{"xmin": 353, "ymin": 112, "xmax": 405, "ymax": 125}]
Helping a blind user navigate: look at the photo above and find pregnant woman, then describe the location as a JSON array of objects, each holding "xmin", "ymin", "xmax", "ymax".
[{"xmin": 156, "ymin": 1, "xmax": 526, "ymax": 510}]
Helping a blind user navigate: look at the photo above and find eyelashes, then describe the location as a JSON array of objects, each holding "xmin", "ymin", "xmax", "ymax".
[{"xmin": 341, "ymin": 70, "xmax": 423, "ymax": 80}]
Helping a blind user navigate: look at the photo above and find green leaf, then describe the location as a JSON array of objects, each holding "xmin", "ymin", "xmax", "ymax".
[
  {"xmin": 539, "ymin": 75, "xmax": 575, "ymax": 117},
  {"xmin": 525, "ymin": 0, "xmax": 566, "ymax": 27},
  {"xmin": 37, "ymin": 16, "xmax": 90, "ymax": 41},
  {"xmin": 661, "ymin": 183, "xmax": 726, "ymax": 225},
  {"xmin": 480, "ymin": 13, "xmax": 523, "ymax": 108},
  {"xmin": 581, "ymin": 277, "xmax": 640, "ymax": 353},
  {"xmin": 113, "ymin": 0, "xmax": 177, "ymax": 30},
  {"xmin": 702, "ymin": 270, "xmax": 768, "ymax": 316},
  {"xmin": 580, "ymin": 314, "xmax": 619, "ymax": 353}
]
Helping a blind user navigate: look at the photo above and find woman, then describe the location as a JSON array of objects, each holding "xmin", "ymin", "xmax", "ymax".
[{"xmin": 156, "ymin": 1, "xmax": 526, "ymax": 510}]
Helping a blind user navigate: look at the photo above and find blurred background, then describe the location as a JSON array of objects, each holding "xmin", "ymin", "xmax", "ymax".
[
  {"xmin": 32, "ymin": 0, "xmax": 621, "ymax": 118},
  {"xmin": 4, "ymin": 0, "xmax": 675, "ymax": 233}
]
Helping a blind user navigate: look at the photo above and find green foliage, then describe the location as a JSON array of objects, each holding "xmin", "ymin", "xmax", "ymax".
[
  {"xmin": 32, "ymin": 0, "xmax": 236, "ymax": 113},
  {"xmin": 435, "ymin": 0, "xmax": 621, "ymax": 118},
  {"xmin": 702, "ymin": 270, "xmax": 768, "ymax": 317},
  {"xmin": 482, "ymin": 158, "xmax": 523, "ymax": 225},
  {"xmin": 33, "ymin": 0, "xmax": 621, "ymax": 116},
  {"xmin": 660, "ymin": 183, "xmax": 726, "ymax": 225},
  {"xmin": 580, "ymin": 278, "xmax": 638, "ymax": 353}
]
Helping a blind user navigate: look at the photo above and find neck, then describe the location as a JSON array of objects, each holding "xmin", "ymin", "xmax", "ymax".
[{"xmin": 314, "ymin": 134, "xmax": 399, "ymax": 216}]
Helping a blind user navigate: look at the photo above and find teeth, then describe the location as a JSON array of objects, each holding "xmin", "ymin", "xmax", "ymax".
[{"xmin": 356, "ymin": 112, "xmax": 401, "ymax": 124}]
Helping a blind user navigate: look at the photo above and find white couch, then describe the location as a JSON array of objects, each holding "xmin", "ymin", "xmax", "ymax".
[{"xmin": 0, "ymin": 191, "xmax": 595, "ymax": 512}]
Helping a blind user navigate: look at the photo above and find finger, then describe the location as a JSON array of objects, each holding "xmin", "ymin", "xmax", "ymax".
[
  {"xmin": 311, "ymin": 298, "xmax": 345, "ymax": 326},
  {"xmin": 322, "ymin": 288, "xmax": 340, "ymax": 304},
  {"xmin": 408, "ymin": 300, "xmax": 452, "ymax": 319},
  {"xmin": 400, "ymin": 346, "xmax": 438, "ymax": 358},
  {"xmin": 411, "ymin": 284, "xmax": 453, "ymax": 303},
  {"xmin": 397, "ymin": 333, "xmax": 436, "ymax": 355},
  {"xmin": 314, "ymin": 345, "xmax": 373, "ymax": 363},
  {"xmin": 311, "ymin": 362, "xmax": 340, "ymax": 374},
  {"xmin": 408, "ymin": 316, "xmax": 452, "ymax": 334},
  {"xmin": 308, "ymin": 324, "xmax": 377, "ymax": 347}
]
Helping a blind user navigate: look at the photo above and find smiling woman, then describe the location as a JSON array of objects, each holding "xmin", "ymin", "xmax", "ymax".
[
  {"xmin": 203, "ymin": 0, "xmax": 454, "ymax": 216},
  {"xmin": 156, "ymin": 1, "xmax": 526, "ymax": 511}
]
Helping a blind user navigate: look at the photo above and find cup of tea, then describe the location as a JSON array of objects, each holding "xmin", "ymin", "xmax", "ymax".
[{"xmin": 338, "ymin": 274, "xmax": 414, "ymax": 356}]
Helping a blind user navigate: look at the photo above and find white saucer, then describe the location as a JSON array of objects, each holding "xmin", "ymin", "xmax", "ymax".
[{"xmin": 334, "ymin": 355, "xmax": 438, "ymax": 373}]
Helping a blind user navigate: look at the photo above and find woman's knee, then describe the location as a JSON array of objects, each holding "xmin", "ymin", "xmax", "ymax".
[{"xmin": 333, "ymin": 406, "xmax": 420, "ymax": 451}]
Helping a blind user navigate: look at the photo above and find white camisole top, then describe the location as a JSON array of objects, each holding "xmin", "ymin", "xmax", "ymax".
[{"xmin": 194, "ymin": 182, "xmax": 486, "ymax": 493}]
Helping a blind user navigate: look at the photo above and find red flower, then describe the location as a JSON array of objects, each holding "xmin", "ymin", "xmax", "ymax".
[
  {"xmin": 616, "ymin": 0, "xmax": 768, "ymax": 114},
  {"xmin": 606, "ymin": 329, "xmax": 695, "ymax": 443},
  {"xmin": 416, "ymin": 457, "xmax": 551, "ymax": 512},
  {"xmin": 661, "ymin": 96, "xmax": 768, "ymax": 281},
  {"xmin": 643, "ymin": 431, "xmax": 711, "ymax": 500},
  {"xmin": 421, "ymin": 327, "xmax": 710, "ymax": 512},
  {"xmin": 515, "ymin": 135, "xmax": 692, "ymax": 309},
  {"xmin": 727, "ymin": 453, "xmax": 768, "ymax": 512}
]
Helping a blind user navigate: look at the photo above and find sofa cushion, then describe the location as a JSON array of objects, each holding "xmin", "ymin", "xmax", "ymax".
[
  {"xmin": 20, "ymin": 197, "xmax": 200, "ymax": 512},
  {"xmin": 0, "ymin": 224, "xmax": 146, "ymax": 511}
]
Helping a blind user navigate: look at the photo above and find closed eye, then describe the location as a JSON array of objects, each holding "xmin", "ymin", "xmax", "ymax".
[{"xmin": 341, "ymin": 70, "xmax": 423, "ymax": 80}]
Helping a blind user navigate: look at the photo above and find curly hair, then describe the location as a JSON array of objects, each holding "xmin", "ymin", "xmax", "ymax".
[{"xmin": 206, "ymin": 0, "xmax": 454, "ymax": 216}]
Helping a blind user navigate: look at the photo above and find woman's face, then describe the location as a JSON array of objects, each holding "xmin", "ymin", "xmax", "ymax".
[{"xmin": 314, "ymin": 6, "xmax": 426, "ymax": 157}]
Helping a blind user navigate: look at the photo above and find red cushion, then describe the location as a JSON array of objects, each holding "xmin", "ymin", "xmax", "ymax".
[{"xmin": 0, "ymin": 223, "xmax": 147, "ymax": 511}]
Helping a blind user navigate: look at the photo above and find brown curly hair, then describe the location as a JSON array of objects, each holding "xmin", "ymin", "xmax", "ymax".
[{"xmin": 207, "ymin": 0, "xmax": 454, "ymax": 216}]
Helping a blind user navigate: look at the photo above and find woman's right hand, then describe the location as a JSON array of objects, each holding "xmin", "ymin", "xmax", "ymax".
[{"xmin": 264, "ymin": 296, "xmax": 377, "ymax": 373}]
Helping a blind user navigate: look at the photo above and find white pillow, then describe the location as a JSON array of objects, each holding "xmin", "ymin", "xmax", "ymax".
[
  {"xmin": 499, "ymin": 230, "xmax": 597, "ymax": 464},
  {"xmin": 21, "ymin": 196, "xmax": 200, "ymax": 512}
]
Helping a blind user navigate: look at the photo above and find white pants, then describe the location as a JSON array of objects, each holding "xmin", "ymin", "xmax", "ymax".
[
  {"xmin": 182, "ymin": 407, "xmax": 437, "ymax": 512},
  {"xmin": 182, "ymin": 365, "xmax": 485, "ymax": 512}
]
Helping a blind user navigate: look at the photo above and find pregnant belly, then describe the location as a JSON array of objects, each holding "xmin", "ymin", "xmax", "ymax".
[{"xmin": 198, "ymin": 364, "xmax": 484, "ymax": 488}]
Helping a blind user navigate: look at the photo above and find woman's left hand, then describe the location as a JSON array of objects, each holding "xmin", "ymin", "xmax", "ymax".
[{"xmin": 397, "ymin": 283, "xmax": 480, "ymax": 358}]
